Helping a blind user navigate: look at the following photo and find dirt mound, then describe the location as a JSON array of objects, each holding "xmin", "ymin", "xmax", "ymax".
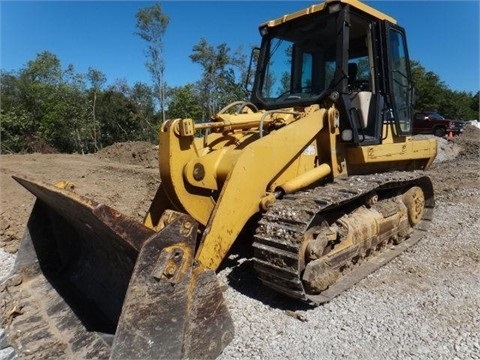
[
  {"xmin": 0, "ymin": 151, "xmax": 160, "ymax": 254},
  {"xmin": 434, "ymin": 137, "xmax": 461, "ymax": 163},
  {"xmin": 454, "ymin": 125, "xmax": 480, "ymax": 160},
  {"xmin": 24, "ymin": 135, "xmax": 58, "ymax": 154},
  {"xmin": 94, "ymin": 141, "xmax": 158, "ymax": 168},
  {"xmin": 416, "ymin": 126, "xmax": 479, "ymax": 164}
]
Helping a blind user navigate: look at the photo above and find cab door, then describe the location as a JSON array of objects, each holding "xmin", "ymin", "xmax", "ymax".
[{"xmin": 383, "ymin": 22, "xmax": 413, "ymax": 136}]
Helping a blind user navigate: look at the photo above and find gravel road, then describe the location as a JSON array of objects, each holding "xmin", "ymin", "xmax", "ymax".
[{"xmin": 0, "ymin": 129, "xmax": 478, "ymax": 359}]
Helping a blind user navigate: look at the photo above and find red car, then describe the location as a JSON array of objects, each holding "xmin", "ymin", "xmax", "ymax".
[{"xmin": 412, "ymin": 111, "xmax": 465, "ymax": 137}]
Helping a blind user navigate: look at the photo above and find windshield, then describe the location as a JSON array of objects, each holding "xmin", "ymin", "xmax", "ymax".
[
  {"xmin": 259, "ymin": 13, "xmax": 337, "ymax": 106},
  {"xmin": 428, "ymin": 112, "xmax": 445, "ymax": 120}
]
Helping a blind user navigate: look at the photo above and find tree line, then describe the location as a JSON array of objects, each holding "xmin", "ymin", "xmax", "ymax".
[
  {"xmin": 1, "ymin": 4, "xmax": 478, "ymax": 154},
  {"xmin": 410, "ymin": 60, "xmax": 478, "ymax": 121},
  {"xmin": 0, "ymin": 46, "xmax": 247, "ymax": 153}
]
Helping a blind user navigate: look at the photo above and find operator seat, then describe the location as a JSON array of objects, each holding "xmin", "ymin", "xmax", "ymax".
[{"xmin": 348, "ymin": 62, "xmax": 372, "ymax": 132}]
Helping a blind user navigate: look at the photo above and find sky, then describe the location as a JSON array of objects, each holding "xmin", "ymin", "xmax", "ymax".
[{"xmin": 1, "ymin": 1, "xmax": 479, "ymax": 94}]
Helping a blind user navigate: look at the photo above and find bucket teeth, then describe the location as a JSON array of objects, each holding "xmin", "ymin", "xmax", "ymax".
[{"xmin": 112, "ymin": 214, "xmax": 234, "ymax": 360}]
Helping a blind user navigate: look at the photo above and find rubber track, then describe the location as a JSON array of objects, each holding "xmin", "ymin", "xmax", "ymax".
[{"xmin": 252, "ymin": 171, "xmax": 434, "ymax": 305}]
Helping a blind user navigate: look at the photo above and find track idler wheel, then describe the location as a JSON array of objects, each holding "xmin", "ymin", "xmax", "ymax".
[{"xmin": 402, "ymin": 186, "xmax": 425, "ymax": 226}]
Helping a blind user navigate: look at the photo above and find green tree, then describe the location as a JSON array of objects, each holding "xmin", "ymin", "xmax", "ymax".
[
  {"xmin": 24, "ymin": 50, "xmax": 62, "ymax": 85},
  {"xmin": 0, "ymin": 71, "xmax": 29, "ymax": 119},
  {"xmin": 0, "ymin": 109, "xmax": 33, "ymax": 153},
  {"xmin": 20, "ymin": 52, "xmax": 63, "ymax": 133},
  {"xmin": 40, "ymin": 83, "xmax": 90, "ymax": 153},
  {"xmin": 87, "ymin": 67, "xmax": 107, "ymax": 150},
  {"xmin": 0, "ymin": 52, "xmax": 96, "ymax": 153},
  {"xmin": 167, "ymin": 84, "xmax": 203, "ymax": 120},
  {"xmin": 130, "ymin": 82, "xmax": 158, "ymax": 142},
  {"xmin": 1, "ymin": 51, "xmax": 163, "ymax": 153},
  {"xmin": 135, "ymin": 3, "xmax": 170, "ymax": 122},
  {"xmin": 96, "ymin": 86, "xmax": 138, "ymax": 145},
  {"xmin": 470, "ymin": 92, "xmax": 479, "ymax": 120},
  {"xmin": 411, "ymin": 60, "xmax": 478, "ymax": 120},
  {"xmin": 190, "ymin": 38, "xmax": 247, "ymax": 119},
  {"xmin": 411, "ymin": 60, "xmax": 447, "ymax": 112}
]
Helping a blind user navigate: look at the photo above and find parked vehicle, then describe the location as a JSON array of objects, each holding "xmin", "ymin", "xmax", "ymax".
[{"xmin": 413, "ymin": 111, "xmax": 465, "ymax": 137}]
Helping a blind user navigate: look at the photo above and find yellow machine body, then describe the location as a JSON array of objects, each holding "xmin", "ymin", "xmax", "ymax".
[
  {"xmin": 2, "ymin": 1, "xmax": 437, "ymax": 359},
  {"xmin": 144, "ymin": 105, "xmax": 436, "ymax": 271}
]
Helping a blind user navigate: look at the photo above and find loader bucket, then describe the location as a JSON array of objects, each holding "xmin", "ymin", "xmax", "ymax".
[{"xmin": 0, "ymin": 176, "xmax": 234, "ymax": 359}]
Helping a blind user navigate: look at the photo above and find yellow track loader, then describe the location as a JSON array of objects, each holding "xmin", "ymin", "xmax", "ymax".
[{"xmin": 1, "ymin": 0, "xmax": 436, "ymax": 358}]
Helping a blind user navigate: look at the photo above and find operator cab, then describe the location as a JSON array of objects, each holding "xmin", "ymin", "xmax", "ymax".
[{"xmin": 250, "ymin": 0, "xmax": 414, "ymax": 145}]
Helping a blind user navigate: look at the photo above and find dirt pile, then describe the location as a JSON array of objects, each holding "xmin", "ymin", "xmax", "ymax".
[
  {"xmin": 24, "ymin": 135, "xmax": 59, "ymax": 154},
  {"xmin": 454, "ymin": 124, "xmax": 480, "ymax": 160},
  {"xmin": 94, "ymin": 141, "xmax": 158, "ymax": 168},
  {"xmin": 0, "ymin": 150, "xmax": 160, "ymax": 254}
]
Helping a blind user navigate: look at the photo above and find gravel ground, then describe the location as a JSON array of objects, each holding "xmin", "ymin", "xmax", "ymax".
[
  {"xmin": 217, "ymin": 198, "xmax": 480, "ymax": 359},
  {"xmin": 0, "ymin": 129, "xmax": 478, "ymax": 359}
]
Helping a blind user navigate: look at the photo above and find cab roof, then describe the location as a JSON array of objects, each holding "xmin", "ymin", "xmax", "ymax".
[{"xmin": 262, "ymin": 0, "xmax": 397, "ymax": 28}]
